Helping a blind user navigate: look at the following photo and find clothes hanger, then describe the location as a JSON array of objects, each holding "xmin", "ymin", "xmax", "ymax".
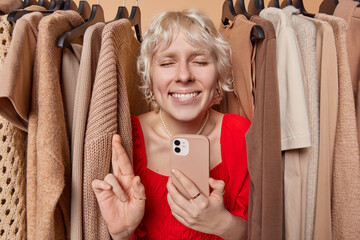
[
  {"xmin": 62, "ymin": 0, "xmax": 71, "ymax": 10},
  {"xmin": 7, "ymin": 0, "xmax": 64, "ymax": 22},
  {"xmin": 221, "ymin": 0, "xmax": 237, "ymax": 25},
  {"xmin": 57, "ymin": 2, "xmax": 105, "ymax": 48},
  {"xmin": 77, "ymin": 1, "xmax": 91, "ymax": 19},
  {"xmin": 128, "ymin": 0, "xmax": 142, "ymax": 42},
  {"xmin": 254, "ymin": 0, "xmax": 264, "ymax": 10},
  {"xmin": 221, "ymin": 0, "xmax": 265, "ymax": 41},
  {"xmin": 235, "ymin": 0, "xmax": 252, "ymax": 19},
  {"xmin": 274, "ymin": 0, "xmax": 280, "ymax": 8},
  {"xmin": 297, "ymin": 0, "xmax": 315, "ymax": 17},
  {"xmin": 235, "ymin": 0, "xmax": 265, "ymax": 41},
  {"xmin": 113, "ymin": 0, "xmax": 129, "ymax": 21},
  {"xmin": 23, "ymin": 0, "xmax": 43, "ymax": 8}
]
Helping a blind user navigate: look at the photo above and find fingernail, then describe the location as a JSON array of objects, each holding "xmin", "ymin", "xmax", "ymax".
[
  {"xmin": 171, "ymin": 169, "xmax": 178, "ymax": 176},
  {"xmin": 120, "ymin": 194, "xmax": 127, "ymax": 202}
]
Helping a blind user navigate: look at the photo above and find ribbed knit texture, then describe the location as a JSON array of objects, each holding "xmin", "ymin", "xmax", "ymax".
[
  {"xmin": 83, "ymin": 19, "xmax": 142, "ymax": 240},
  {"xmin": 70, "ymin": 22, "xmax": 105, "ymax": 240},
  {"xmin": 283, "ymin": 7, "xmax": 319, "ymax": 240},
  {"xmin": 27, "ymin": 10, "xmax": 84, "ymax": 240},
  {"xmin": 316, "ymin": 13, "xmax": 360, "ymax": 239},
  {"xmin": 0, "ymin": 15, "xmax": 27, "ymax": 240},
  {"xmin": 0, "ymin": 0, "xmax": 22, "ymax": 14}
]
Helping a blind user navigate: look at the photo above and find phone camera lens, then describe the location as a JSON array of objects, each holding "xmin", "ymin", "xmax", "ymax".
[
  {"xmin": 174, "ymin": 147, "xmax": 181, "ymax": 153},
  {"xmin": 174, "ymin": 140, "xmax": 180, "ymax": 146}
]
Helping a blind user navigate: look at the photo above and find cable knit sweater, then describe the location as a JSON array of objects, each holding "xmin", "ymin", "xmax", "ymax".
[
  {"xmin": 0, "ymin": 15, "xmax": 27, "ymax": 240},
  {"xmin": 83, "ymin": 19, "xmax": 144, "ymax": 240},
  {"xmin": 315, "ymin": 13, "xmax": 360, "ymax": 239},
  {"xmin": 27, "ymin": 10, "xmax": 84, "ymax": 240}
]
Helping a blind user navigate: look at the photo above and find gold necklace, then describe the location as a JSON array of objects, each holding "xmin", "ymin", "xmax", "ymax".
[{"xmin": 159, "ymin": 109, "xmax": 210, "ymax": 137}]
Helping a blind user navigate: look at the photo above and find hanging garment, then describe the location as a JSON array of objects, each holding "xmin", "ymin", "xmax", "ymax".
[
  {"xmin": 0, "ymin": 15, "xmax": 27, "ymax": 240},
  {"xmin": 218, "ymin": 15, "xmax": 255, "ymax": 122},
  {"xmin": 62, "ymin": 43, "xmax": 83, "ymax": 142},
  {"xmin": 83, "ymin": 19, "xmax": 141, "ymax": 240},
  {"xmin": 315, "ymin": 13, "xmax": 360, "ymax": 240},
  {"xmin": 333, "ymin": 0, "xmax": 360, "ymax": 150},
  {"xmin": 283, "ymin": 6, "xmax": 319, "ymax": 240},
  {"xmin": 259, "ymin": 7, "xmax": 312, "ymax": 240},
  {"xmin": 302, "ymin": 15, "xmax": 338, "ymax": 240},
  {"xmin": 26, "ymin": 11, "xmax": 84, "ymax": 240},
  {"xmin": 0, "ymin": 0, "xmax": 22, "ymax": 14},
  {"xmin": 70, "ymin": 22, "xmax": 105, "ymax": 240},
  {"xmin": 0, "ymin": 12, "xmax": 43, "ymax": 131},
  {"xmin": 246, "ymin": 15, "xmax": 283, "ymax": 240}
]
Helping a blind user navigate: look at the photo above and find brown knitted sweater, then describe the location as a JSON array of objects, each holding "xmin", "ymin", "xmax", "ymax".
[
  {"xmin": 83, "ymin": 19, "xmax": 144, "ymax": 240},
  {"xmin": 27, "ymin": 10, "xmax": 84, "ymax": 240},
  {"xmin": 316, "ymin": 13, "xmax": 360, "ymax": 239}
]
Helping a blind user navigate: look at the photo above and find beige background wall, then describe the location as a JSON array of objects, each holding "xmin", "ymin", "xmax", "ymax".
[{"xmin": 75, "ymin": 0, "xmax": 337, "ymax": 31}]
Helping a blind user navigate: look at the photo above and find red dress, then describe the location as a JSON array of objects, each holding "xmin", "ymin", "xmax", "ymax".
[{"xmin": 131, "ymin": 114, "xmax": 250, "ymax": 239}]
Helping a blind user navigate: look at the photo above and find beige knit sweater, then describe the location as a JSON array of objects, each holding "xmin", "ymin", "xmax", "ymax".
[
  {"xmin": 83, "ymin": 19, "xmax": 145, "ymax": 240},
  {"xmin": 316, "ymin": 13, "xmax": 360, "ymax": 239},
  {"xmin": 0, "ymin": 15, "xmax": 27, "ymax": 240},
  {"xmin": 27, "ymin": 10, "xmax": 84, "ymax": 240}
]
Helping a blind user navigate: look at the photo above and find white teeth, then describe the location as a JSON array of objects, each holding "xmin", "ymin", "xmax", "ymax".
[{"xmin": 171, "ymin": 92, "xmax": 198, "ymax": 100}]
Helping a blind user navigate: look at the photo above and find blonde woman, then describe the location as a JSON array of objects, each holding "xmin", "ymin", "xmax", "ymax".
[{"xmin": 92, "ymin": 9, "xmax": 250, "ymax": 240}]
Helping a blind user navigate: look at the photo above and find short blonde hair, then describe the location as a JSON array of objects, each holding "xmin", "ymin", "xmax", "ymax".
[{"xmin": 137, "ymin": 9, "xmax": 233, "ymax": 104}]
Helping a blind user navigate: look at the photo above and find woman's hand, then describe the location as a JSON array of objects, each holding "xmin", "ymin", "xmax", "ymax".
[
  {"xmin": 92, "ymin": 134, "xmax": 146, "ymax": 239},
  {"xmin": 166, "ymin": 169, "xmax": 230, "ymax": 237}
]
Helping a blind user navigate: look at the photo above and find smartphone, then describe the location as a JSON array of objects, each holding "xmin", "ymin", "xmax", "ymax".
[{"xmin": 170, "ymin": 134, "xmax": 210, "ymax": 199}]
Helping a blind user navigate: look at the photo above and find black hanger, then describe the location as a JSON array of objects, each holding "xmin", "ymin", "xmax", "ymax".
[
  {"xmin": 297, "ymin": 0, "xmax": 315, "ymax": 17},
  {"xmin": 7, "ymin": 0, "xmax": 64, "ymax": 22},
  {"xmin": 221, "ymin": 0, "xmax": 237, "ymax": 25},
  {"xmin": 254, "ymin": 0, "xmax": 264, "ymax": 10},
  {"xmin": 23, "ymin": 0, "xmax": 31, "ymax": 8},
  {"xmin": 114, "ymin": 6, "xmax": 129, "ymax": 20},
  {"xmin": 62, "ymin": 0, "xmax": 71, "ymax": 10},
  {"xmin": 235, "ymin": 0, "xmax": 252, "ymax": 19},
  {"xmin": 274, "ymin": 0, "xmax": 280, "ymax": 8},
  {"xmin": 128, "ymin": 0, "xmax": 142, "ymax": 42},
  {"xmin": 57, "ymin": 4, "xmax": 105, "ymax": 48},
  {"xmin": 222, "ymin": 0, "xmax": 265, "ymax": 41},
  {"xmin": 77, "ymin": 1, "xmax": 91, "ymax": 19}
]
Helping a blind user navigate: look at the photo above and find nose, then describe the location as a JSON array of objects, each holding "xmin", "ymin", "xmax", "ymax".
[{"xmin": 176, "ymin": 62, "xmax": 194, "ymax": 83}]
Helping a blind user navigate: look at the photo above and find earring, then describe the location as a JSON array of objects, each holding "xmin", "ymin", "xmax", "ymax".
[
  {"xmin": 216, "ymin": 88, "xmax": 221, "ymax": 99},
  {"xmin": 149, "ymin": 92, "xmax": 156, "ymax": 102}
]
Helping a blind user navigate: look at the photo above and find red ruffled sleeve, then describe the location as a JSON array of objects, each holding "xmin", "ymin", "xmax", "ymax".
[{"xmin": 221, "ymin": 114, "xmax": 251, "ymax": 220}]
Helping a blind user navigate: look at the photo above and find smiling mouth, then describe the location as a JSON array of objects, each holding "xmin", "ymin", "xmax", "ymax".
[{"xmin": 170, "ymin": 92, "xmax": 200, "ymax": 100}]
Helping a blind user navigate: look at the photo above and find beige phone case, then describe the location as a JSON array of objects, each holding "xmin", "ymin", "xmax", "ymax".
[{"xmin": 170, "ymin": 134, "xmax": 210, "ymax": 199}]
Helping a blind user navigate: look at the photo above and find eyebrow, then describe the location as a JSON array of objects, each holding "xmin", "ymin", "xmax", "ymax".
[{"xmin": 157, "ymin": 49, "xmax": 210, "ymax": 58}]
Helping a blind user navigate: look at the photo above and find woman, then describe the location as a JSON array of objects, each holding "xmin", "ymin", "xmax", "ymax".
[{"xmin": 92, "ymin": 9, "xmax": 250, "ymax": 240}]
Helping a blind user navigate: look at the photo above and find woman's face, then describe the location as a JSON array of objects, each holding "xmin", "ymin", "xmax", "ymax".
[{"xmin": 150, "ymin": 31, "xmax": 218, "ymax": 122}]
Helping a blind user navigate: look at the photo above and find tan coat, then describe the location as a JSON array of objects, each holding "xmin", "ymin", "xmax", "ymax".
[
  {"xmin": 246, "ymin": 15, "xmax": 283, "ymax": 240},
  {"xmin": 218, "ymin": 15, "xmax": 255, "ymax": 122},
  {"xmin": 27, "ymin": 10, "xmax": 84, "ymax": 240}
]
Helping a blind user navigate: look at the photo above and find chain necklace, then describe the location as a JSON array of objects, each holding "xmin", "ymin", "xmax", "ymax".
[{"xmin": 159, "ymin": 109, "xmax": 210, "ymax": 137}]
